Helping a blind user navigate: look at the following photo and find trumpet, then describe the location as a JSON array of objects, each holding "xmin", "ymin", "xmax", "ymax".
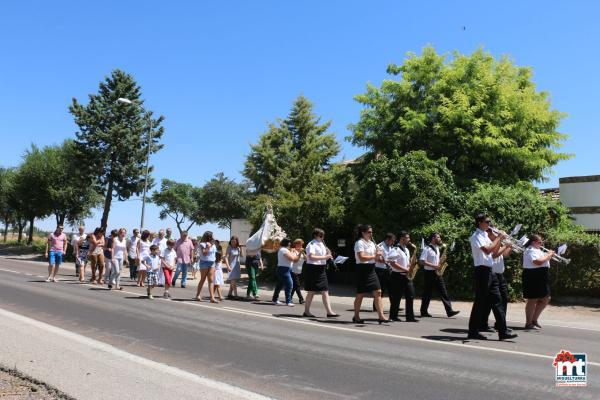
[
  {"xmin": 540, "ymin": 245, "xmax": 571, "ymax": 265},
  {"xmin": 489, "ymin": 226, "xmax": 526, "ymax": 254}
]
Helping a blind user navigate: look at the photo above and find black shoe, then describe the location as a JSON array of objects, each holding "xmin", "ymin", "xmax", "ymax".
[
  {"xmin": 303, "ymin": 312, "xmax": 316, "ymax": 318},
  {"xmin": 406, "ymin": 318, "xmax": 419, "ymax": 323},
  {"xmin": 420, "ymin": 312, "xmax": 432, "ymax": 318},
  {"xmin": 326, "ymin": 313, "xmax": 340, "ymax": 318},
  {"xmin": 299, "ymin": 299, "xmax": 305, "ymax": 304},
  {"xmin": 499, "ymin": 332, "xmax": 518, "ymax": 341},
  {"xmin": 378, "ymin": 318, "xmax": 389, "ymax": 325},
  {"xmin": 352, "ymin": 317, "xmax": 365, "ymax": 324},
  {"xmin": 390, "ymin": 317, "xmax": 402, "ymax": 322},
  {"xmin": 447, "ymin": 310, "xmax": 460, "ymax": 318},
  {"xmin": 479, "ymin": 326, "xmax": 495, "ymax": 333},
  {"xmin": 467, "ymin": 333, "xmax": 488, "ymax": 340},
  {"xmin": 181, "ymin": 285, "xmax": 186, "ymax": 288}
]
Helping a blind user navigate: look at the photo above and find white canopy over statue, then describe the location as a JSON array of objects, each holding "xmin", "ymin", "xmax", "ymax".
[{"xmin": 245, "ymin": 206, "xmax": 287, "ymax": 253}]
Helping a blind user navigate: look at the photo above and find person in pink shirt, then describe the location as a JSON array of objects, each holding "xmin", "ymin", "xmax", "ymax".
[
  {"xmin": 45, "ymin": 225, "xmax": 68, "ymax": 282},
  {"xmin": 172, "ymin": 231, "xmax": 194, "ymax": 288}
]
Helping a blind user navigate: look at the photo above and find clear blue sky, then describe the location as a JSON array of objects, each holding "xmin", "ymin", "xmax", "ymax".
[{"xmin": 1, "ymin": 1, "xmax": 599, "ymax": 238}]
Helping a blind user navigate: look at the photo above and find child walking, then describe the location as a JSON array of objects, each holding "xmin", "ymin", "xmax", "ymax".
[
  {"xmin": 161, "ymin": 240, "xmax": 176, "ymax": 298},
  {"xmin": 214, "ymin": 249, "xmax": 225, "ymax": 301},
  {"xmin": 143, "ymin": 245, "xmax": 161, "ymax": 299}
]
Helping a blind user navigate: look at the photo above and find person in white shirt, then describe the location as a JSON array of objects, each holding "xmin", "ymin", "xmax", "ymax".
[
  {"xmin": 272, "ymin": 238, "xmax": 301, "ymax": 306},
  {"xmin": 71, "ymin": 225, "xmax": 86, "ymax": 277},
  {"xmin": 419, "ymin": 233, "xmax": 460, "ymax": 319},
  {"xmin": 522, "ymin": 234, "xmax": 554, "ymax": 330},
  {"xmin": 373, "ymin": 233, "xmax": 395, "ymax": 312},
  {"xmin": 109, "ymin": 228, "xmax": 128, "ymax": 290},
  {"xmin": 152, "ymin": 229, "xmax": 168, "ymax": 286},
  {"xmin": 467, "ymin": 214, "xmax": 517, "ymax": 341},
  {"xmin": 353, "ymin": 224, "xmax": 388, "ymax": 324},
  {"xmin": 302, "ymin": 228, "xmax": 339, "ymax": 318},
  {"xmin": 160, "ymin": 239, "xmax": 177, "ymax": 298},
  {"xmin": 290, "ymin": 239, "xmax": 305, "ymax": 304},
  {"xmin": 127, "ymin": 229, "xmax": 140, "ymax": 281},
  {"xmin": 481, "ymin": 228, "xmax": 512, "ymax": 332},
  {"xmin": 387, "ymin": 231, "xmax": 417, "ymax": 322}
]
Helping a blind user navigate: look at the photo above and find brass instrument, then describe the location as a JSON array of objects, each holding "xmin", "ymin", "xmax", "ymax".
[
  {"xmin": 436, "ymin": 242, "xmax": 454, "ymax": 277},
  {"xmin": 406, "ymin": 242, "xmax": 420, "ymax": 280},
  {"xmin": 540, "ymin": 245, "xmax": 571, "ymax": 264}
]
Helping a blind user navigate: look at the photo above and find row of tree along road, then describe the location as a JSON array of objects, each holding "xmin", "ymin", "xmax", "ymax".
[{"xmin": 0, "ymin": 47, "xmax": 598, "ymax": 299}]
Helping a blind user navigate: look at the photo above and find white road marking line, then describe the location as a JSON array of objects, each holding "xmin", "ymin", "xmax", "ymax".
[
  {"xmin": 0, "ymin": 307, "xmax": 273, "ymax": 400},
  {"xmin": 97, "ymin": 286, "xmax": 600, "ymax": 367}
]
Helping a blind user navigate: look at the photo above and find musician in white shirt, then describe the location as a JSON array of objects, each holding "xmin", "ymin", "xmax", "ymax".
[
  {"xmin": 387, "ymin": 231, "xmax": 417, "ymax": 322},
  {"xmin": 480, "ymin": 228, "xmax": 512, "ymax": 332},
  {"xmin": 302, "ymin": 228, "xmax": 338, "ymax": 318},
  {"xmin": 467, "ymin": 214, "xmax": 517, "ymax": 341},
  {"xmin": 522, "ymin": 234, "xmax": 554, "ymax": 330},
  {"xmin": 419, "ymin": 233, "xmax": 459, "ymax": 319},
  {"xmin": 353, "ymin": 224, "xmax": 388, "ymax": 324}
]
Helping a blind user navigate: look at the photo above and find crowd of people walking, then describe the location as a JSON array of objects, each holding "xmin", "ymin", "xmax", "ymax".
[{"xmin": 44, "ymin": 214, "xmax": 555, "ymax": 339}]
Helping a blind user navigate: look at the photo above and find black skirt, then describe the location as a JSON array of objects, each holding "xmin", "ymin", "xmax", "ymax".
[
  {"xmin": 356, "ymin": 263, "xmax": 381, "ymax": 293},
  {"xmin": 304, "ymin": 263, "xmax": 328, "ymax": 292},
  {"xmin": 522, "ymin": 268, "xmax": 550, "ymax": 299}
]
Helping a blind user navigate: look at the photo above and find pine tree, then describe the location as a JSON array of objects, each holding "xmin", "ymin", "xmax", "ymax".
[{"xmin": 69, "ymin": 69, "xmax": 164, "ymax": 229}]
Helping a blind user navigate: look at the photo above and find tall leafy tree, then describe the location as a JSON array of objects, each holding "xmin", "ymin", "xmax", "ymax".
[
  {"xmin": 43, "ymin": 140, "xmax": 102, "ymax": 226},
  {"xmin": 350, "ymin": 46, "xmax": 571, "ymax": 186},
  {"xmin": 199, "ymin": 173, "xmax": 250, "ymax": 230},
  {"xmin": 0, "ymin": 167, "xmax": 16, "ymax": 242},
  {"xmin": 69, "ymin": 69, "xmax": 164, "ymax": 229},
  {"xmin": 243, "ymin": 95, "xmax": 344, "ymax": 238},
  {"xmin": 11, "ymin": 145, "xmax": 53, "ymax": 244},
  {"xmin": 151, "ymin": 179, "xmax": 204, "ymax": 235}
]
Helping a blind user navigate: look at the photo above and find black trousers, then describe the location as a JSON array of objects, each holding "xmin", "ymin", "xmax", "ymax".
[
  {"xmin": 468, "ymin": 266, "xmax": 507, "ymax": 335},
  {"xmin": 420, "ymin": 270, "xmax": 453, "ymax": 315},
  {"xmin": 291, "ymin": 272, "xmax": 304, "ymax": 302},
  {"xmin": 482, "ymin": 273, "xmax": 509, "ymax": 328},
  {"xmin": 389, "ymin": 272, "xmax": 415, "ymax": 320}
]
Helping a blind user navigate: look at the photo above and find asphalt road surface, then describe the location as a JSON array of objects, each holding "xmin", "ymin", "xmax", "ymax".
[{"xmin": 0, "ymin": 257, "xmax": 597, "ymax": 400}]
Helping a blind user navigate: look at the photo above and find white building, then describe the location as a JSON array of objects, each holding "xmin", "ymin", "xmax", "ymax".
[{"xmin": 558, "ymin": 175, "xmax": 600, "ymax": 232}]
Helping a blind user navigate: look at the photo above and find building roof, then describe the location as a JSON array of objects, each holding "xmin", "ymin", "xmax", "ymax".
[{"xmin": 539, "ymin": 187, "xmax": 560, "ymax": 201}]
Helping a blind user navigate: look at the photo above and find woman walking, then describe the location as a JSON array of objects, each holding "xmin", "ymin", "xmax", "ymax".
[
  {"xmin": 245, "ymin": 250, "xmax": 263, "ymax": 300},
  {"xmin": 353, "ymin": 224, "xmax": 388, "ymax": 324},
  {"xmin": 522, "ymin": 234, "xmax": 554, "ymax": 330},
  {"xmin": 136, "ymin": 230, "xmax": 152, "ymax": 287},
  {"xmin": 109, "ymin": 228, "xmax": 127, "ymax": 290},
  {"xmin": 75, "ymin": 233, "xmax": 90, "ymax": 282},
  {"xmin": 290, "ymin": 239, "xmax": 305, "ymax": 304},
  {"xmin": 272, "ymin": 238, "xmax": 301, "ymax": 306},
  {"xmin": 225, "ymin": 236, "xmax": 243, "ymax": 299},
  {"xmin": 88, "ymin": 228, "xmax": 105, "ymax": 284},
  {"xmin": 195, "ymin": 231, "xmax": 217, "ymax": 303},
  {"xmin": 302, "ymin": 228, "xmax": 338, "ymax": 318}
]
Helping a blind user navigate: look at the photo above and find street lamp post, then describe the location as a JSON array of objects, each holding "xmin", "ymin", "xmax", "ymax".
[{"xmin": 118, "ymin": 97, "xmax": 152, "ymax": 231}]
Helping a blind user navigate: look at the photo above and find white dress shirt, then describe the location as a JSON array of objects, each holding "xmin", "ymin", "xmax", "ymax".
[
  {"xmin": 470, "ymin": 229, "xmax": 494, "ymax": 267},
  {"xmin": 523, "ymin": 247, "xmax": 550, "ymax": 269},
  {"xmin": 354, "ymin": 239, "xmax": 376, "ymax": 264},
  {"xmin": 419, "ymin": 245, "xmax": 440, "ymax": 271},
  {"xmin": 375, "ymin": 241, "xmax": 392, "ymax": 269},
  {"xmin": 492, "ymin": 255, "xmax": 505, "ymax": 274},
  {"xmin": 391, "ymin": 245, "xmax": 410, "ymax": 273},
  {"xmin": 306, "ymin": 240, "xmax": 327, "ymax": 265}
]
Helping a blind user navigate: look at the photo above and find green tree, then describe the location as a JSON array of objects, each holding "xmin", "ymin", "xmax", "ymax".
[
  {"xmin": 350, "ymin": 150, "xmax": 458, "ymax": 234},
  {"xmin": 199, "ymin": 173, "xmax": 250, "ymax": 230},
  {"xmin": 43, "ymin": 140, "xmax": 102, "ymax": 226},
  {"xmin": 69, "ymin": 69, "xmax": 165, "ymax": 229},
  {"xmin": 243, "ymin": 95, "xmax": 345, "ymax": 238},
  {"xmin": 350, "ymin": 46, "xmax": 571, "ymax": 187},
  {"xmin": 0, "ymin": 167, "xmax": 16, "ymax": 242},
  {"xmin": 11, "ymin": 146, "xmax": 53, "ymax": 244},
  {"xmin": 151, "ymin": 179, "xmax": 204, "ymax": 235}
]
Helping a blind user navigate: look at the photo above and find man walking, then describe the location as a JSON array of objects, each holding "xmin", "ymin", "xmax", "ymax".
[
  {"xmin": 172, "ymin": 231, "xmax": 194, "ymax": 288},
  {"xmin": 45, "ymin": 225, "xmax": 68, "ymax": 282}
]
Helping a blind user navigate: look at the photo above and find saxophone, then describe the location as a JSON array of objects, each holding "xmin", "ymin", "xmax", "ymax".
[
  {"xmin": 436, "ymin": 243, "xmax": 450, "ymax": 277},
  {"xmin": 406, "ymin": 242, "xmax": 419, "ymax": 280}
]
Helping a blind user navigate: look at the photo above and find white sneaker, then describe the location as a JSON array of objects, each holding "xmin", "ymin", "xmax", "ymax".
[
  {"xmin": 52, "ymin": 277, "xmax": 58, "ymax": 282},
  {"xmin": 286, "ymin": 303, "xmax": 295, "ymax": 307},
  {"xmin": 272, "ymin": 300, "xmax": 281, "ymax": 305}
]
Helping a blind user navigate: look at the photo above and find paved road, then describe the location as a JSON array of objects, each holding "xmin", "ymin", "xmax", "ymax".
[{"xmin": 0, "ymin": 257, "xmax": 597, "ymax": 399}]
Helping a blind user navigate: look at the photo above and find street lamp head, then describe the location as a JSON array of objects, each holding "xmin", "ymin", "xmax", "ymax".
[{"xmin": 117, "ymin": 98, "xmax": 133, "ymax": 104}]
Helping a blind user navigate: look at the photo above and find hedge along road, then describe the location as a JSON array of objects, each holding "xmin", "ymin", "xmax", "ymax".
[{"xmin": 0, "ymin": 257, "xmax": 597, "ymax": 400}]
